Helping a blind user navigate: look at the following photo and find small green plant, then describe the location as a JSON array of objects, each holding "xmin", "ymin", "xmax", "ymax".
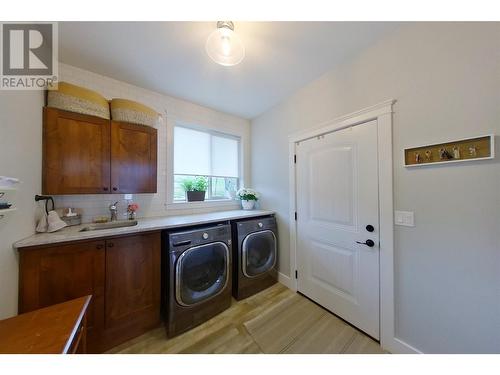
[
  {"xmin": 236, "ymin": 188, "xmax": 260, "ymax": 201},
  {"xmin": 181, "ymin": 176, "xmax": 208, "ymax": 192}
]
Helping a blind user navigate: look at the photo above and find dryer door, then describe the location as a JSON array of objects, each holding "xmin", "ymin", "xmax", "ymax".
[
  {"xmin": 242, "ymin": 230, "xmax": 277, "ymax": 278},
  {"xmin": 176, "ymin": 241, "xmax": 230, "ymax": 306}
]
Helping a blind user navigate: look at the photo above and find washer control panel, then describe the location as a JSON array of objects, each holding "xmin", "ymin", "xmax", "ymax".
[{"xmin": 169, "ymin": 223, "xmax": 231, "ymax": 251}]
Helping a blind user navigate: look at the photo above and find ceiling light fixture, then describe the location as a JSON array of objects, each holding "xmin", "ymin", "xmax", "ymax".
[{"xmin": 206, "ymin": 21, "xmax": 245, "ymax": 67}]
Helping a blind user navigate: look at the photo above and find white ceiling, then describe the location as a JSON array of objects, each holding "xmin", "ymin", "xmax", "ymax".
[{"xmin": 59, "ymin": 22, "xmax": 400, "ymax": 119}]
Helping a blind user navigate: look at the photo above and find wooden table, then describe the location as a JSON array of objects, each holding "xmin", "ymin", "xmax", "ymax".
[{"xmin": 0, "ymin": 295, "xmax": 91, "ymax": 354}]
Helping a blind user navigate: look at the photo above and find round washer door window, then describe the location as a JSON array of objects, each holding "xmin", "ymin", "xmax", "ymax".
[
  {"xmin": 242, "ymin": 230, "xmax": 277, "ymax": 278},
  {"xmin": 176, "ymin": 241, "xmax": 229, "ymax": 306}
]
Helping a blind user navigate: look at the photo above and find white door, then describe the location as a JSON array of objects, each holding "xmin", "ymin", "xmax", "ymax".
[{"xmin": 295, "ymin": 120, "xmax": 380, "ymax": 339}]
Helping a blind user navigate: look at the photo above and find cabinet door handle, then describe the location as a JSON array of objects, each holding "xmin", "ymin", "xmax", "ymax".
[
  {"xmin": 103, "ymin": 187, "xmax": 109, "ymax": 191},
  {"xmin": 112, "ymin": 187, "xmax": 118, "ymax": 191},
  {"xmin": 96, "ymin": 244, "xmax": 104, "ymax": 250},
  {"xmin": 107, "ymin": 243, "xmax": 114, "ymax": 248}
]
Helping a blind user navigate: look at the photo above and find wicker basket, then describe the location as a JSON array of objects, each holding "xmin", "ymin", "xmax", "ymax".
[
  {"xmin": 47, "ymin": 82, "xmax": 110, "ymax": 119},
  {"xmin": 110, "ymin": 98, "xmax": 158, "ymax": 127}
]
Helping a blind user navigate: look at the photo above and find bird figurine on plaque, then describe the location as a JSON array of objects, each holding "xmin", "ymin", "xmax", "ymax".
[
  {"xmin": 439, "ymin": 147, "xmax": 453, "ymax": 160},
  {"xmin": 469, "ymin": 146, "xmax": 477, "ymax": 157},
  {"xmin": 425, "ymin": 150, "xmax": 432, "ymax": 161},
  {"xmin": 415, "ymin": 152, "xmax": 422, "ymax": 163}
]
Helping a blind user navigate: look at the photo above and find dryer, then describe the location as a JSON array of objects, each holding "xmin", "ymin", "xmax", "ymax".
[
  {"xmin": 231, "ymin": 216, "xmax": 278, "ymax": 300},
  {"xmin": 163, "ymin": 223, "xmax": 232, "ymax": 337}
]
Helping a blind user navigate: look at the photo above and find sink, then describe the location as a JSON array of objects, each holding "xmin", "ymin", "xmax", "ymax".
[{"xmin": 79, "ymin": 220, "xmax": 138, "ymax": 232}]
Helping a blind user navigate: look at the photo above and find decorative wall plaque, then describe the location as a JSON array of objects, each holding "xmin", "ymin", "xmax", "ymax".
[{"xmin": 404, "ymin": 135, "xmax": 494, "ymax": 167}]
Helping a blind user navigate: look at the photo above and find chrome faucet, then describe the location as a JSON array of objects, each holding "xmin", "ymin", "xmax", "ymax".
[{"xmin": 109, "ymin": 201, "xmax": 119, "ymax": 222}]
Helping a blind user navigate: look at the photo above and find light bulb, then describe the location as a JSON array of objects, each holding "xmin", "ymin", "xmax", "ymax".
[
  {"xmin": 221, "ymin": 35, "xmax": 231, "ymax": 56},
  {"xmin": 206, "ymin": 21, "xmax": 245, "ymax": 66}
]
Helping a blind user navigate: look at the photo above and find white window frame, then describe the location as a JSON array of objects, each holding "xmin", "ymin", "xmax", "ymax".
[{"xmin": 165, "ymin": 119, "xmax": 244, "ymax": 210}]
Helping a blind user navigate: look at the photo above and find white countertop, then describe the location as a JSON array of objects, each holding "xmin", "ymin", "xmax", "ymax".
[{"xmin": 13, "ymin": 209, "xmax": 274, "ymax": 249}]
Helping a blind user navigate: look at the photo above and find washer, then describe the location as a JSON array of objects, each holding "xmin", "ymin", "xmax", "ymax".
[
  {"xmin": 231, "ymin": 216, "xmax": 278, "ymax": 300},
  {"xmin": 163, "ymin": 223, "xmax": 232, "ymax": 337}
]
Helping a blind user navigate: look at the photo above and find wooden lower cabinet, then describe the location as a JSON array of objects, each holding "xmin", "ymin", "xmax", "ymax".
[
  {"xmin": 18, "ymin": 231, "xmax": 161, "ymax": 353},
  {"xmin": 102, "ymin": 232, "xmax": 161, "ymax": 349},
  {"xmin": 18, "ymin": 240, "xmax": 105, "ymax": 352}
]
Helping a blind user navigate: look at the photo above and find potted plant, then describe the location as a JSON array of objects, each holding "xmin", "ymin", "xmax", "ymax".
[
  {"xmin": 181, "ymin": 177, "xmax": 208, "ymax": 202},
  {"xmin": 236, "ymin": 188, "xmax": 260, "ymax": 210}
]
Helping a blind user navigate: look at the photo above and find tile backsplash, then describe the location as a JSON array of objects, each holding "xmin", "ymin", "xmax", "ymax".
[
  {"xmin": 47, "ymin": 63, "xmax": 249, "ymax": 223},
  {"xmin": 52, "ymin": 194, "xmax": 240, "ymax": 224}
]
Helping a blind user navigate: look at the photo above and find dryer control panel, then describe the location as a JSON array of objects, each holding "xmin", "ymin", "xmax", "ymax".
[{"xmin": 237, "ymin": 216, "xmax": 277, "ymax": 234}]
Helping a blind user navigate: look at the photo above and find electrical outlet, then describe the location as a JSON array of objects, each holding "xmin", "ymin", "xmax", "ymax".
[
  {"xmin": 395, "ymin": 210, "xmax": 415, "ymax": 227},
  {"xmin": 124, "ymin": 194, "xmax": 133, "ymax": 200}
]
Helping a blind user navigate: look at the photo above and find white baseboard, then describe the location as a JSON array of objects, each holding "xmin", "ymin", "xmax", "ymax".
[
  {"xmin": 278, "ymin": 272, "xmax": 295, "ymax": 290},
  {"xmin": 384, "ymin": 337, "xmax": 423, "ymax": 354}
]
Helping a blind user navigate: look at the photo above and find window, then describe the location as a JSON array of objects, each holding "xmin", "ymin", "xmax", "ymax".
[{"xmin": 173, "ymin": 125, "xmax": 240, "ymax": 202}]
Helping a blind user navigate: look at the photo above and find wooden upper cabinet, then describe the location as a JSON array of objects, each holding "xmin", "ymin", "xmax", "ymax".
[
  {"xmin": 43, "ymin": 107, "xmax": 111, "ymax": 194},
  {"xmin": 42, "ymin": 108, "xmax": 158, "ymax": 195},
  {"xmin": 110, "ymin": 121, "xmax": 158, "ymax": 194}
]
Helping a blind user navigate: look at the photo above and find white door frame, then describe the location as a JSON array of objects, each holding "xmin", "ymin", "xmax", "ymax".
[{"xmin": 288, "ymin": 99, "xmax": 418, "ymax": 354}]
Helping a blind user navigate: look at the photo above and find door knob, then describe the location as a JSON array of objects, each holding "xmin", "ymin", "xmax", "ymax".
[{"xmin": 356, "ymin": 239, "xmax": 375, "ymax": 247}]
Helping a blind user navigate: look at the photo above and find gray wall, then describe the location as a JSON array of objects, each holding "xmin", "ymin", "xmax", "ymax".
[
  {"xmin": 0, "ymin": 91, "xmax": 44, "ymax": 319},
  {"xmin": 251, "ymin": 22, "xmax": 500, "ymax": 353}
]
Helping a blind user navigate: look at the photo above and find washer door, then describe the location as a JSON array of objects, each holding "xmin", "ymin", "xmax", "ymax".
[
  {"xmin": 242, "ymin": 230, "xmax": 277, "ymax": 278},
  {"xmin": 176, "ymin": 241, "xmax": 229, "ymax": 306}
]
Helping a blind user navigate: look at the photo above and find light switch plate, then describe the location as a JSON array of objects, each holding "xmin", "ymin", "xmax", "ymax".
[
  {"xmin": 394, "ymin": 210, "xmax": 415, "ymax": 227},
  {"xmin": 124, "ymin": 194, "xmax": 133, "ymax": 200}
]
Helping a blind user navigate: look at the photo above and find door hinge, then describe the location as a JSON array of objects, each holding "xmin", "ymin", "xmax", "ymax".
[
  {"xmin": 294, "ymin": 154, "xmax": 297, "ymax": 164},
  {"xmin": 295, "ymin": 270, "xmax": 298, "ymax": 279},
  {"xmin": 294, "ymin": 212, "xmax": 297, "ymax": 221}
]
